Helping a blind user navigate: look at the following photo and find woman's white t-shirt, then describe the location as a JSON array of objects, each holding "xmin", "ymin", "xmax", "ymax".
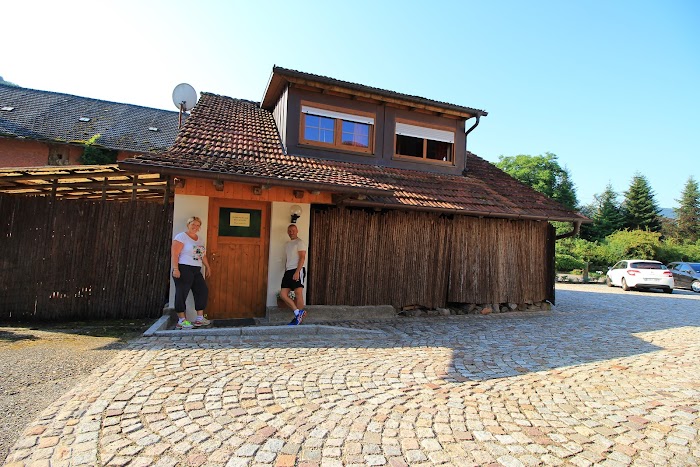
[{"xmin": 174, "ymin": 232, "xmax": 206, "ymax": 266}]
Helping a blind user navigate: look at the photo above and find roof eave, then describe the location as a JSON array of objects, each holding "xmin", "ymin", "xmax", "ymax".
[
  {"xmin": 0, "ymin": 133, "xmax": 164, "ymax": 155},
  {"xmin": 342, "ymin": 198, "xmax": 591, "ymax": 223},
  {"xmin": 118, "ymin": 159, "xmax": 394, "ymax": 198},
  {"xmin": 265, "ymin": 66, "xmax": 488, "ymax": 118},
  {"xmin": 261, "ymin": 69, "xmax": 285, "ymax": 110}
]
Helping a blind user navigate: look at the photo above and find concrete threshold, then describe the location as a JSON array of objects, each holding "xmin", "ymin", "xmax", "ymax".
[
  {"xmin": 143, "ymin": 315, "xmax": 386, "ymax": 338},
  {"xmin": 144, "ymin": 304, "xmax": 396, "ymax": 338}
]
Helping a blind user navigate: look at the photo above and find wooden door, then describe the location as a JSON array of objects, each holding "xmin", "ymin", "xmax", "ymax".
[{"xmin": 207, "ymin": 199, "xmax": 270, "ymax": 318}]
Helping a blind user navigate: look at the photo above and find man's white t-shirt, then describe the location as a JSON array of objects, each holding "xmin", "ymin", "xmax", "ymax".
[
  {"xmin": 174, "ymin": 232, "xmax": 206, "ymax": 266},
  {"xmin": 285, "ymin": 238, "xmax": 307, "ymax": 270}
]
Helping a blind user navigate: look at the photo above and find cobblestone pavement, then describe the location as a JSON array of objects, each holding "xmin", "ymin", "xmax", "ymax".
[{"xmin": 6, "ymin": 284, "xmax": 700, "ymax": 466}]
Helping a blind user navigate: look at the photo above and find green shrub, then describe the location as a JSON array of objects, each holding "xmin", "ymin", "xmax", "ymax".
[
  {"xmin": 555, "ymin": 228, "xmax": 700, "ymax": 272},
  {"xmin": 600, "ymin": 229, "xmax": 661, "ymax": 263},
  {"xmin": 555, "ymin": 254, "xmax": 585, "ymax": 272},
  {"xmin": 657, "ymin": 241, "xmax": 700, "ymax": 263}
]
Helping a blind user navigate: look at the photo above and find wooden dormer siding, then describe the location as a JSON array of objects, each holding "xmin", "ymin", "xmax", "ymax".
[{"xmin": 279, "ymin": 84, "xmax": 468, "ymax": 176}]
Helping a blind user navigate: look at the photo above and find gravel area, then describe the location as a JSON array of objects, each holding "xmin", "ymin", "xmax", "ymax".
[{"xmin": 0, "ymin": 322, "xmax": 148, "ymax": 464}]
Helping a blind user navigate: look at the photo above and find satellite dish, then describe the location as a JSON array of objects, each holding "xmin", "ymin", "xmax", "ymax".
[{"xmin": 172, "ymin": 83, "xmax": 197, "ymax": 112}]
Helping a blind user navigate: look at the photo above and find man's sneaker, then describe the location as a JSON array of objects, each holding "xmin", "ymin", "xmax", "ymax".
[
  {"xmin": 287, "ymin": 317, "xmax": 299, "ymax": 325},
  {"xmin": 296, "ymin": 309, "xmax": 306, "ymax": 324},
  {"xmin": 193, "ymin": 317, "xmax": 211, "ymax": 327},
  {"xmin": 176, "ymin": 320, "xmax": 193, "ymax": 330}
]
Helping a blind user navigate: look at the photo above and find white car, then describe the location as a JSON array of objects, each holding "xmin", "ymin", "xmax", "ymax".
[{"xmin": 606, "ymin": 259, "xmax": 674, "ymax": 293}]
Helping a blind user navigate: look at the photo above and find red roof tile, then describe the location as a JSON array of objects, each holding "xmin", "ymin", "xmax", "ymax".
[{"xmin": 120, "ymin": 93, "xmax": 588, "ymax": 223}]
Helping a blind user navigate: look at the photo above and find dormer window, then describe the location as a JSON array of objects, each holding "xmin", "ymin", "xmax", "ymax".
[
  {"xmin": 395, "ymin": 120, "xmax": 454, "ymax": 164},
  {"xmin": 300, "ymin": 102, "xmax": 374, "ymax": 154}
]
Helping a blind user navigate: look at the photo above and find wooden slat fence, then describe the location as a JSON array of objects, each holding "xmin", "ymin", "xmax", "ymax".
[
  {"xmin": 309, "ymin": 207, "xmax": 551, "ymax": 309},
  {"xmin": 0, "ymin": 194, "xmax": 173, "ymax": 321}
]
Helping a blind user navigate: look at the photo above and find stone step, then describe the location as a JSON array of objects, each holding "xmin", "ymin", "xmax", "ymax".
[{"xmin": 265, "ymin": 305, "xmax": 397, "ymax": 324}]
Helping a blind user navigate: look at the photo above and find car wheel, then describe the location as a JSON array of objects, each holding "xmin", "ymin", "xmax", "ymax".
[
  {"xmin": 621, "ymin": 278, "xmax": 630, "ymax": 291},
  {"xmin": 692, "ymin": 280, "xmax": 700, "ymax": 293},
  {"xmin": 664, "ymin": 288, "xmax": 673, "ymax": 294},
  {"xmin": 606, "ymin": 276, "xmax": 613, "ymax": 287}
]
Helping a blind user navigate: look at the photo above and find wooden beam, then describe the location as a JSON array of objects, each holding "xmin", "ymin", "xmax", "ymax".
[
  {"xmin": 0, "ymin": 168, "xmax": 124, "ymax": 181},
  {"xmin": 4, "ymin": 181, "xmax": 167, "ymax": 190}
]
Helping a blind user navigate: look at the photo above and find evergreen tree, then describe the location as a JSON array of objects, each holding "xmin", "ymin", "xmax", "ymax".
[
  {"xmin": 584, "ymin": 183, "xmax": 624, "ymax": 241},
  {"xmin": 622, "ymin": 174, "xmax": 661, "ymax": 232},
  {"xmin": 556, "ymin": 170, "xmax": 578, "ymax": 211},
  {"xmin": 578, "ymin": 203, "xmax": 597, "ymax": 240},
  {"xmin": 674, "ymin": 176, "xmax": 700, "ymax": 243}
]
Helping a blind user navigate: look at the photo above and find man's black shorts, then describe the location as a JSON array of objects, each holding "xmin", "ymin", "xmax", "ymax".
[{"xmin": 281, "ymin": 268, "xmax": 305, "ymax": 289}]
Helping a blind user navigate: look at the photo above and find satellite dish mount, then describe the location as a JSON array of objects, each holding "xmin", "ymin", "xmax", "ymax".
[{"xmin": 172, "ymin": 83, "xmax": 198, "ymax": 128}]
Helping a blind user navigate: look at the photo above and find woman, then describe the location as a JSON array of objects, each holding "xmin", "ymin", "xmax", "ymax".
[{"xmin": 171, "ymin": 217, "xmax": 212, "ymax": 329}]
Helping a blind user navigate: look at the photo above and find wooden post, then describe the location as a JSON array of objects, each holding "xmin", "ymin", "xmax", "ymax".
[
  {"xmin": 50, "ymin": 179, "xmax": 58, "ymax": 201},
  {"xmin": 131, "ymin": 174, "xmax": 138, "ymax": 201},
  {"xmin": 164, "ymin": 176, "xmax": 171, "ymax": 206},
  {"xmin": 101, "ymin": 178, "xmax": 107, "ymax": 201}
]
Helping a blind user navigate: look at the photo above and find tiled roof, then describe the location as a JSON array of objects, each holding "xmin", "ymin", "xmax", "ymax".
[
  {"xmin": 263, "ymin": 66, "xmax": 488, "ymax": 118},
  {"xmin": 121, "ymin": 93, "xmax": 588, "ymax": 222},
  {"xmin": 0, "ymin": 84, "xmax": 181, "ymax": 153}
]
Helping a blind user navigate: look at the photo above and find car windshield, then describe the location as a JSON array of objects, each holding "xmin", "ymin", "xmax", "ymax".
[
  {"xmin": 690, "ymin": 263, "xmax": 700, "ymax": 273},
  {"xmin": 630, "ymin": 262, "xmax": 665, "ymax": 269}
]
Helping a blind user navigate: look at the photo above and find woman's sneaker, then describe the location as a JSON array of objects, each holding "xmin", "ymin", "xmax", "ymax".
[
  {"xmin": 176, "ymin": 320, "xmax": 193, "ymax": 330},
  {"xmin": 296, "ymin": 309, "xmax": 306, "ymax": 324},
  {"xmin": 193, "ymin": 317, "xmax": 211, "ymax": 327}
]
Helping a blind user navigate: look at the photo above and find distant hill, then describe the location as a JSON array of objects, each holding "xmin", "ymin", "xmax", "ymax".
[
  {"xmin": 660, "ymin": 208, "xmax": 676, "ymax": 219},
  {"xmin": 0, "ymin": 76, "xmax": 18, "ymax": 87}
]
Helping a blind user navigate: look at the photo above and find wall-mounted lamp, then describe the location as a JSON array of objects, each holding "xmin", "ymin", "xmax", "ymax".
[
  {"xmin": 290, "ymin": 204, "xmax": 302, "ymax": 224},
  {"xmin": 173, "ymin": 177, "xmax": 186, "ymax": 188},
  {"xmin": 213, "ymin": 180, "xmax": 224, "ymax": 191}
]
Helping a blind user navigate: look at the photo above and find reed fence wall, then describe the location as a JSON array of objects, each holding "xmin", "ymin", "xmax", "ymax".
[
  {"xmin": 308, "ymin": 207, "xmax": 554, "ymax": 309},
  {"xmin": 0, "ymin": 194, "xmax": 173, "ymax": 321}
]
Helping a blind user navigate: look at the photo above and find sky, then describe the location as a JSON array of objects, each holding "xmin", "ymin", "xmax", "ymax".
[{"xmin": 3, "ymin": 0, "xmax": 698, "ymax": 209}]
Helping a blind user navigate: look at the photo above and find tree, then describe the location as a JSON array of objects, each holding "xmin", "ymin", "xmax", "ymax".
[
  {"xmin": 674, "ymin": 176, "xmax": 700, "ymax": 243},
  {"xmin": 622, "ymin": 174, "xmax": 661, "ymax": 232},
  {"xmin": 583, "ymin": 184, "xmax": 625, "ymax": 241},
  {"xmin": 80, "ymin": 134, "xmax": 117, "ymax": 165},
  {"xmin": 495, "ymin": 152, "xmax": 578, "ymax": 210}
]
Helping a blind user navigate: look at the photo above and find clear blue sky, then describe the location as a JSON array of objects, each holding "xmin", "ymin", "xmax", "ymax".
[{"xmin": 4, "ymin": 0, "xmax": 698, "ymax": 209}]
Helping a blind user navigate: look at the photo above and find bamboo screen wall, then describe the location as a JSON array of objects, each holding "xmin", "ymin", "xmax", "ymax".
[
  {"xmin": 308, "ymin": 207, "xmax": 553, "ymax": 309},
  {"xmin": 448, "ymin": 216, "xmax": 551, "ymax": 304},
  {"xmin": 0, "ymin": 194, "xmax": 173, "ymax": 321}
]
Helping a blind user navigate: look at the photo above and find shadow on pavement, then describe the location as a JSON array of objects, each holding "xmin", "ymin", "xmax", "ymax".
[{"xmin": 134, "ymin": 284, "xmax": 700, "ymax": 382}]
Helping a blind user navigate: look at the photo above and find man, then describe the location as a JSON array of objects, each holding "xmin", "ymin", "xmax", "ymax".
[{"xmin": 280, "ymin": 224, "xmax": 307, "ymax": 325}]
